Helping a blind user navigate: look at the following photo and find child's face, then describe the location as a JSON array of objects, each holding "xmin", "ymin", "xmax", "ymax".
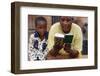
[{"xmin": 35, "ymin": 21, "xmax": 47, "ymax": 37}]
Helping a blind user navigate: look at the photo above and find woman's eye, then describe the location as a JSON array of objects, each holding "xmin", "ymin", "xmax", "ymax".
[{"xmin": 61, "ymin": 19, "xmax": 65, "ymax": 21}]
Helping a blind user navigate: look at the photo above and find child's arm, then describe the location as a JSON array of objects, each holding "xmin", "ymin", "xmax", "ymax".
[{"xmin": 28, "ymin": 34, "xmax": 34, "ymax": 61}]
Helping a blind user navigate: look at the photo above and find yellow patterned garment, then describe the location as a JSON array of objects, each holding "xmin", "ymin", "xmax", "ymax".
[{"xmin": 47, "ymin": 22, "xmax": 83, "ymax": 58}]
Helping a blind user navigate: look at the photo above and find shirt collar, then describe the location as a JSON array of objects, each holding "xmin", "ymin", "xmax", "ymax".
[{"xmin": 34, "ymin": 31, "xmax": 48, "ymax": 40}]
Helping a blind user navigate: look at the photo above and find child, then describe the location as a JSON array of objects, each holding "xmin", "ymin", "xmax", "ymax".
[{"xmin": 28, "ymin": 16, "xmax": 48, "ymax": 61}]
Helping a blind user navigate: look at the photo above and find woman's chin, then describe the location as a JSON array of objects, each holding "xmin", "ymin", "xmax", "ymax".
[{"xmin": 63, "ymin": 30, "xmax": 70, "ymax": 34}]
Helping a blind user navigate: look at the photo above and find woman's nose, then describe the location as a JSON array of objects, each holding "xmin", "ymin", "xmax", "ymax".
[{"xmin": 63, "ymin": 21, "xmax": 68, "ymax": 25}]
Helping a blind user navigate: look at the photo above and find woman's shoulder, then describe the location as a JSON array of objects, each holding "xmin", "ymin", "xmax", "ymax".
[
  {"xmin": 51, "ymin": 22, "xmax": 60, "ymax": 28},
  {"xmin": 49, "ymin": 22, "xmax": 61, "ymax": 32},
  {"xmin": 72, "ymin": 23, "xmax": 82, "ymax": 31}
]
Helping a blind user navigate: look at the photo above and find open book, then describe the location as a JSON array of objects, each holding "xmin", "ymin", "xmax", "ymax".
[{"xmin": 54, "ymin": 33, "xmax": 73, "ymax": 45}]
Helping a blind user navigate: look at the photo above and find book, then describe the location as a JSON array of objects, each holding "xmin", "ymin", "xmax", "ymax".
[{"xmin": 54, "ymin": 33, "xmax": 73, "ymax": 45}]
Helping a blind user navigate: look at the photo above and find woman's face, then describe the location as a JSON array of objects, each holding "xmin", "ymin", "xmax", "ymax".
[{"xmin": 60, "ymin": 16, "xmax": 72, "ymax": 33}]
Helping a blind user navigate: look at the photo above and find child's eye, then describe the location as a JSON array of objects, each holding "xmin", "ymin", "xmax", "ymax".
[{"xmin": 38, "ymin": 27, "xmax": 42, "ymax": 29}]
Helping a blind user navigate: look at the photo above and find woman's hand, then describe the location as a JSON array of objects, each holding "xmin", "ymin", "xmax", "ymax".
[
  {"xmin": 63, "ymin": 43, "xmax": 79, "ymax": 58},
  {"xmin": 63, "ymin": 43, "xmax": 71, "ymax": 52}
]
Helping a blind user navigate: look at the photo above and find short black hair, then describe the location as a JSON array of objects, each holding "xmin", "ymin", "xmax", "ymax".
[
  {"xmin": 35, "ymin": 16, "xmax": 47, "ymax": 26},
  {"xmin": 60, "ymin": 16, "xmax": 74, "ymax": 21}
]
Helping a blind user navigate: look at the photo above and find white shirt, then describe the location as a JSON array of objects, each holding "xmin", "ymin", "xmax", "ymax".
[{"xmin": 28, "ymin": 31, "xmax": 48, "ymax": 61}]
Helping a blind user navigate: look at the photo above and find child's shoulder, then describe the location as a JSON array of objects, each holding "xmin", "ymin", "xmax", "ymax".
[
  {"xmin": 29, "ymin": 31, "xmax": 39, "ymax": 39},
  {"xmin": 30, "ymin": 33, "xmax": 34, "ymax": 38},
  {"xmin": 34, "ymin": 31, "xmax": 39, "ymax": 37},
  {"xmin": 30, "ymin": 31, "xmax": 49, "ymax": 39}
]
